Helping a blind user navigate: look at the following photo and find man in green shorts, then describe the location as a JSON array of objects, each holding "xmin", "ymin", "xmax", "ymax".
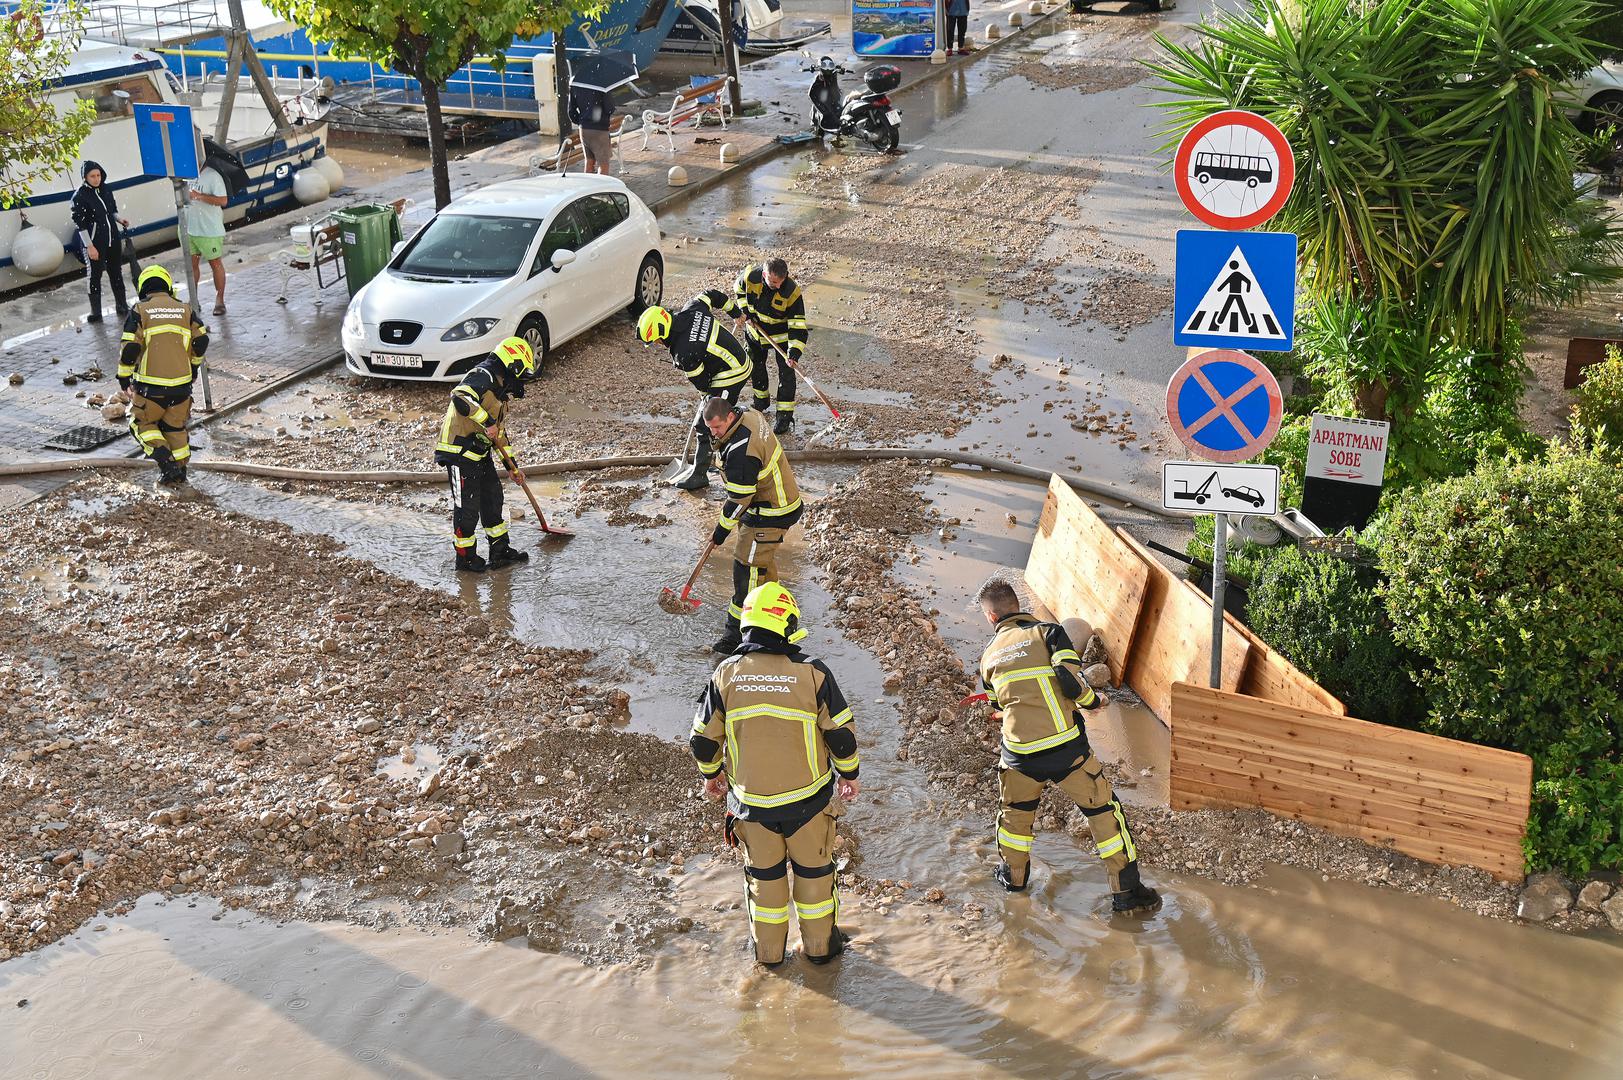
[{"xmin": 186, "ymin": 162, "xmax": 229, "ymax": 316}]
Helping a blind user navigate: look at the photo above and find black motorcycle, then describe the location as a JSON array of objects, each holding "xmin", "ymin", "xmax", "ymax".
[{"xmin": 805, "ymin": 55, "xmax": 902, "ymax": 153}]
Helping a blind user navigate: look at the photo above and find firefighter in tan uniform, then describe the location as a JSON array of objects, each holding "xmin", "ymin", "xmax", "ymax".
[
  {"xmin": 691, "ymin": 582, "xmax": 860, "ymax": 966},
  {"xmin": 702, "ymin": 396, "xmax": 804, "ymax": 654},
  {"xmin": 975, "ymin": 578, "xmax": 1161, "ymax": 913},
  {"xmin": 698, "ymin": 258, "xmax": 810, "ymax": 434},
  {"xmin": 117, "ymin": 266, "xmax": 209, "ymax": 485},
  {"xmin": 434, "ymin": 337, "xmax": 536, "ymax": 572}
]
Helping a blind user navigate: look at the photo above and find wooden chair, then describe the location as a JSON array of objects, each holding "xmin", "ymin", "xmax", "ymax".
[{"xmin": 640, "ymin": 75, "xmax": 733, "ymax": 153}]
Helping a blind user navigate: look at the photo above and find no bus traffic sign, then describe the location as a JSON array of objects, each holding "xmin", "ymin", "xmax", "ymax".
[{"xmin": 1174, "ymin": 110, "xmax": 1295, "ymax": 231}]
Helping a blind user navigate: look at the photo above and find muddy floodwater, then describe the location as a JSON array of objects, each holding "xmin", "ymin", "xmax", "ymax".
[
  {"xmin": 7, "ymin": 862, "xmax": 1621, "ymax": 1079},
  {"xmin": 7, "ymin": 6, "xmax": 1622, "ymax": 1077}
]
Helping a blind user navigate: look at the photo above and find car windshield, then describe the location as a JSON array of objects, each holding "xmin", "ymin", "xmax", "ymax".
[{"xmin": 395, "ymin": 214, "xmax": 540, "ymax": 279}]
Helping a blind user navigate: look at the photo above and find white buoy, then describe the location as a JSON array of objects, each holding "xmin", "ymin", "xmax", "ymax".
[
  {"xmin": 668, "ymin": 165, "xmax": 689, "ymax": 187},
  {"xmin": 718, "ymin": 143, "xmax": 738, "ymax": 163},
  {"xmin": 311, "ymin": 154, "xmax": 345, "ymax": 193},
  {"xmin": 11, "ymin": 224, "xmax": 64, "ymax": 278},
  {"xmin": 985, "ymin": 23, "xmax": 1002, "ymax": 39},
  {"xmin": 292, "ymin": 167, "xmax": 330, "ymax": 206}
]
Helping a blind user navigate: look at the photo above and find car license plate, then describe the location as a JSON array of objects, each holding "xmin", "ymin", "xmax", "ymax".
[
  {"xmin": 370, "ymin": 352, "xmax": 422, "ymax": 369},
  {"xmin": 886, "ymin": 110, "xmax": 900, "ymax": 125}
]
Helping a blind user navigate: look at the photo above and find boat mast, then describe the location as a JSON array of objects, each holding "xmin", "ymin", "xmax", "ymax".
[{"xmin": 214, "ymin": 0, "xmax": 293, "ymax": 145}]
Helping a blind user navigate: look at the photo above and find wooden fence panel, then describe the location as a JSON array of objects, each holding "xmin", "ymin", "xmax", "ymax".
[
  {"xmin": 1115, "ymin": 528, "xmax": 1249, "ymax": 722},
  {"xmin": 1170, "ymin": 682, "xmax": 1532, "ymax": 881},
  {"xmin": 1025, "ymin": 476, "xmax": 1149, "ymax": 685},
  {"xmin": 1235, "ymin": 629, "xmax": 1346, "ymax": 716}
]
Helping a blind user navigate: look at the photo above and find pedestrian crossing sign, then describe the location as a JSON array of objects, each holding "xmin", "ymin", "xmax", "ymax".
[{"xmin": 1173, "ymin": 229, "xmax": 1297, "ymax": 353}]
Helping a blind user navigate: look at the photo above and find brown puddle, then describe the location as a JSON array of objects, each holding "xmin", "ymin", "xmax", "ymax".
[{"xmin": 5, "ymin": 861, "xmax": 1620, "ymax": 1079}]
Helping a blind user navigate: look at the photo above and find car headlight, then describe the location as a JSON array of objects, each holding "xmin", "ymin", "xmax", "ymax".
[
  {"xmin": 441, "ymin": 317, "xmax": 501, "ymax": 342},
  {"xmin": 343, "ymin": 304, "xmax": 363, "ymax": 339}
]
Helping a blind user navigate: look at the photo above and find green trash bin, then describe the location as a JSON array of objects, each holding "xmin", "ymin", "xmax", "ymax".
[{"xmin": 332, "ymin": 204, "xmax": 403, "ymax": 297}]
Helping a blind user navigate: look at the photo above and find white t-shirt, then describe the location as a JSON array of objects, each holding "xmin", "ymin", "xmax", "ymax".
[{"xmin": 186, "ymin": 166, "xmax": 227, "ymax": 239}]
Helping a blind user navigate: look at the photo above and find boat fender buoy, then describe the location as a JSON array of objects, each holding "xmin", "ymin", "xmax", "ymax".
[
  {"xmin": 12, "ymin": 224, "xmax": 64, "ymax": 279},
  {"xmin": 292, "ymin": 168, "xmax": 330, "ymax": 206}
]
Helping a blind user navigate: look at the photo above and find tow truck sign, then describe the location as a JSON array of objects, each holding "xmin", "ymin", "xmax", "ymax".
[
  {"xmin": 1306, "ymin": 413, "xmax": 1389, "ymax": 486},
  {"xmin": 1162, "ymin": 461, "xmax": 1280, "ymax": 516}
]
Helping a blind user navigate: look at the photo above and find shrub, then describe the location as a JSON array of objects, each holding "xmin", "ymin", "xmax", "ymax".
[
  {"xmin": 1243, "ymin": 546, "xmax": 1422, "ymax": 726},
  {"xmin": 1376, "ymin": 440, "xmax": 1623, "ymax": 871},
  {"xmin": 1571, "ymin": 344, "xmax": 1623, "ymax": 448},
  {"xmin": 1525, "ymin": 742, "xmax": 1623, "ymax": 875}
]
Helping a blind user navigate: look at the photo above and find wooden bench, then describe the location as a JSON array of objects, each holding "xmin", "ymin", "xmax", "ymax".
[
  {"xmin": 276, "ymin": 197, "xmax": 410, "ymax": 306},
  {"xmin": 641, "ymin": 75, "xmax": 733, "ymax": 153},
  {"xmin": 544, "ymin": 114, "xmax": 627, "ymax": 173}
]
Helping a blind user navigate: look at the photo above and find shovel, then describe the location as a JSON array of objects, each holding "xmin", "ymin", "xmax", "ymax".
[
  {"xmin": 499, "ymin": 446, "xmax": 575, "ymax": 539},
  {"xmin": 663, "ymin": 402, "xmax": 702, "ymax": 485},
  {"xmin": 745, "ymin": 316, "xmax": 847, "ymax": 429},
  {"xmin": 661, "ymin": 540, "xmax": 716, "ymax": 613}
]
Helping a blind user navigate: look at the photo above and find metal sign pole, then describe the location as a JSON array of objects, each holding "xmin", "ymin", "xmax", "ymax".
[{"xmin": 1209, "ymin": 511, "xmax": 1227, "ymax": 687}]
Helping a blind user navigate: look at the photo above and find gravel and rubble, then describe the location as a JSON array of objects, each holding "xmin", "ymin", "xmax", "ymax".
[{"xmin": 0, "ymin": 476, "xmax": 721, "ymax": 965}]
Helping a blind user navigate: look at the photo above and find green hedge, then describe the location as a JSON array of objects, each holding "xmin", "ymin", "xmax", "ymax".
[
  {"xmin": 1375, "ymin": 440, "xmax": 1623, "ymax": 871},
  {"xmin": 1244, "ymin": 546, "xmax": 1422, "ymax": 726}
]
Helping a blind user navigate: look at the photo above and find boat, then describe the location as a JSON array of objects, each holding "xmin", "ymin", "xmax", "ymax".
[
  {"xmin": 162, "ymin": 0, "xmax": 688, "ymax": 124},
  {"xmin": 0, "ymin": 5, "xmax": 332, "ymax": 293},
  {"xmin": 660, "ymin": 0, "xmax": 831, "ymax": 58}
]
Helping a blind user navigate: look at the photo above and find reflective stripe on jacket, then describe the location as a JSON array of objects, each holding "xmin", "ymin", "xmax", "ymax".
[
  {"xmin": 978, "ymin": 613, "xmax": 1096, "ymax": 759},
  {"xmin": 118, "ymin": 294, "xmax": 206, "ymax": 388},
  {"xmin": 715, "ymin": 408, "xmax": 802, "ymax": 536},
  {"xmin": 691, "ymin": 643, "xmax": 857, "ymax": 822}
]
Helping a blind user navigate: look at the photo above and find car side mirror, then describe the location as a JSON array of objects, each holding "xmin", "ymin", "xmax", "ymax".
[
  {"xmin": 550, "ymin": 248, "xmax": 577, "ymax": 271},
  {"xmin": 391, "ymin": 240, "xmax": 407, "ymax": 258}
]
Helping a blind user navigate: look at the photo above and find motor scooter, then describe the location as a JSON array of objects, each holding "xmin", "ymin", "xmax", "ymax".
[{"xmin": 804, "ymin": 54, "xmax": 902, "ymax": 152}]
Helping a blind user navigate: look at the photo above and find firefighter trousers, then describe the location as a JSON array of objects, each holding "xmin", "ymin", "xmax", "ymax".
[
  {"xmin": 735, "ymin": 806, "xmax": 839, "ymax": 964},
  {"xmin": 445, "ymin": 457, "xmax": 509, "ymax": 551},
  {"xmin": 726, "ymin": 525, "xmax": 785, "ymax": 632},
  {"xmin": 129, "ymin": 389, "xmax": 192, "ymax": 463},
  {"xmin": 997, "ymin": 749, "xmax": 1139, "ymax": 892},
  {"xmin": 747, "ymin": 336, "xmax": 796, "ymax": 413}
]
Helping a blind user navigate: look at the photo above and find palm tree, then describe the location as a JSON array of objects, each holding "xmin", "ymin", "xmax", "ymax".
[{"xmin": 1147, "ymin": 0, "xmax": 1623, "ymax": 424}]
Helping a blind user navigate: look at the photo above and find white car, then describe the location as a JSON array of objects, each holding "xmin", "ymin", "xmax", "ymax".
[
  {"xmin": 1568, "ymin": 61, "xmax": 1623, "ymax": 141},
  {"xmin": 341, "ymin": 175, "xmax": 664, "ymax": 381}
]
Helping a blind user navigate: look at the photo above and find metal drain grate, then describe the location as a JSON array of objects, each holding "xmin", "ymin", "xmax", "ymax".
[{"xmin": 43, "ymin": 424, "xmax": 126, "ymax": 453}]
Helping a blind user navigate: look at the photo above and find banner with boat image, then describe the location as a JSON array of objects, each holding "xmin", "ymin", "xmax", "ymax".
[{"xmin": 852, "ymin": 0, "xmax": 935, "ymax": 57}]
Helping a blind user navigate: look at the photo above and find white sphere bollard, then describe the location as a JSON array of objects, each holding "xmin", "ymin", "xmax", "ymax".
[
  {"xmin": 311, "ymin": 154, "xmax": 346, "ymax": 193},
  {"xmin": 1028, "ymin": 1, "xmax": 1043, "ymax": 13},
  {"xmin": 668, "ymin": 165, "xmax": 689, "ymax": 187},
  {"xmin": 292, "ymin": 167, "xmax": 330, "ymax": 205},
  {"xmin": 718, "ymin": 142, "xmax": 738, "ymax": 163},
  {"xmin": 11, "ymin": 224, "xmax": 64, "ymax": 278},
  {"xmin": 985, "ymin": 22, "xmax": 1002, "ymax": 39},
  {"xmin": 1009, "ymin": 11, "xmax": 1024, "ymax": 27},
  {"xmin": 930, "ymin": 47, "xmax": 947, "ymax": 65}
]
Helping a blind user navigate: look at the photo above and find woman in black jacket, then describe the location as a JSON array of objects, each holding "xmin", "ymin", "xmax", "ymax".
[{"xmin": 70, "ymin": 160, "xmax": 131, "ymax": 322}]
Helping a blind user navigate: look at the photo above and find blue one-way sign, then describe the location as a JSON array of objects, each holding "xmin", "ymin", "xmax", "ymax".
[
  {"xmin": 134, "ymin": 102, "xmax": 200, "ymax": 180},
  {"xmin": 1173, "ymin": 229, "xmax": 1297, "ymax": 353}
]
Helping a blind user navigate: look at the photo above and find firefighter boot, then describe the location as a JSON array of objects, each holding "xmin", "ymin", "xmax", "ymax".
[
  {"xmin": 1111, "ymin": 861, "xmax": 1161, "ymax": 914},
  {"xmin": 994, "ymin": 861, "xmax": 1028, "ymax": 893},
  {"xmin": 805, "ymin": 926, "xmax": 849, "ymax": 966},
  {"xmin": 152, "ymin": 446, "xmax": 184, "ymax": 485},
  {"xmin": 772, "ymin": 410, "xmax": 794, "ymax": 436},
  {"xmin": 711, "ymin": 622, "xmax": 743, "ymax": 655},
  {"xmin": 672, "ymin": 430, "xmax": 712, "ymax": 491},
  {"xmin": 487, "ymin": 537, "xmax": 529, "ymax": 568},
  {"xmin": 455, "ymin": 548, "xmax": 488, "ymax": 573}
]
